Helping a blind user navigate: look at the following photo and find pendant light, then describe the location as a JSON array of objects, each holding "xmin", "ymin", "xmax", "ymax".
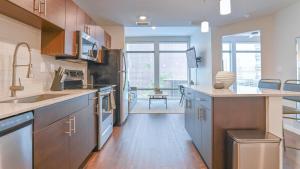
[
  {"xmin": 201, "ymin": 21, "xmax": 210, "ymax": 33},
  {"xmin": 220, "ymin": 0, "xmax": 231, "ymax": 15}
]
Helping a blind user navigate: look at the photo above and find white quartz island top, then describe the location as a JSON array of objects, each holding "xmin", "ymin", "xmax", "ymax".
[
  {"xmin": 186, "ymin": 85, "xmax": 300, "ymax": 97},
  {"xmin": 0, "ymin": 89, "xmax": 98, "ymax": 120}
]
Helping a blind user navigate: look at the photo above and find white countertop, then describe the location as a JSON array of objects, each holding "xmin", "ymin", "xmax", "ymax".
[
  {"xmin": 186, "ymin": 85, "xmax": 300, "ymax": 97},
  {"xmin": 0, "ymin": 89, "xmax": 98, "ymax": 120}
]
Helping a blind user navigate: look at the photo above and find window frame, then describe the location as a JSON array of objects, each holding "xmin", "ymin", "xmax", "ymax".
[{"xmin": 126, "ymin": 37, "xmax": 190, "ymax": 98}]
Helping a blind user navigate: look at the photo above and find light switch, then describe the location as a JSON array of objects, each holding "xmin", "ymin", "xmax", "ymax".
[
  {"xmin": 40, "ymin": 62, "xmax": 45, "ymax": 72},
  {"xmin": 50, "ymin": 64, "xmax": 55, "ymax": 72}
]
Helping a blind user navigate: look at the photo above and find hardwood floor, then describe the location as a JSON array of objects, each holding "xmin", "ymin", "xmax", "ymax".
[
  {"xmin": 84, "ymin": 114, "xmax": 300, "ymax": 169},
  {"xmin": 283, "ymin": 130, "xmax": 300, "ymax": 169},
  {"xmin": 84, "ymin": 114, "xmax": 207, "ymax": 169}
]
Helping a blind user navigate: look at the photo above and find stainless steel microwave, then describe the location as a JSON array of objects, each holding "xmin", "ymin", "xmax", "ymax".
[{"xmin": 76, "ymin": 31, "xmax": 99, "ymax": 62}]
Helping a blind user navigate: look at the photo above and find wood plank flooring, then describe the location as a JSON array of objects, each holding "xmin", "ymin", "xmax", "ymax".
[
  {"xmin": 84, "ymin": 114, "xmax": 300, "ymax": 169},
  {"xmin": 283, "ymin": 130, "xmax": 300, "ymax": 169},
  {"xmin": 84, "ymin": 114, "xmax": 207, "ymax": 169}
]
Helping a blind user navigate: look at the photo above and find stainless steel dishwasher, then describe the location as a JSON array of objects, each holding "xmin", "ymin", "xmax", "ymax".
[{"xmin": 0, "ymin": 112, "xmax": 33, "ymax": 169}]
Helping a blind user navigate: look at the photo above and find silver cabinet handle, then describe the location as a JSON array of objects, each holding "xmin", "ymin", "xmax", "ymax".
[
  {"xmin": 71, "ymin": 116, "xmax": 76, "ymax": 134},
  {"xmin": 38, "ymin": 0, "xmax": 46, "ymax": 16},
  {"xmin": 65, "ymin": 118, "xmax": 72, "ymax": 136},
  {"xmin": 33, "ymin": 0, "xmax": 39, "ymax": 11},
  {"xmin": 199, "ymin": 107, "xmax": 205, "ymax": 120}
]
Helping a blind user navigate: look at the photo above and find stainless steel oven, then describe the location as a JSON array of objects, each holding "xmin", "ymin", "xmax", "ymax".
[{"xmin": 97, "ymin": 86, "xmax": 114, "ymax": 150}]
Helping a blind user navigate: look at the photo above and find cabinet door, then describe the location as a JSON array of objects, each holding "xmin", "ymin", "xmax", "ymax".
[
  {"xmin": 104, "ymin": 31, "xmax": 111, "ymax": 48},
  {"xmin": 76, "ymin": 7, "xmax": 86, "ymax": 32},
  {"xmin": 39, "ymin": 0, "xmax": 66, "ymax": 29},
  {"xmin": 34, "ymin": 116, "xmax": 70, "ymax": 169},
  {"xmin": 193, "ymin": 97, "xmax": 202, "ymax": 151},
  {"xmin": 200, "ymin": 106, "xmax": 212, "ymax": 169},
  {"xmin": 184, "ymin": 88, "xmax": 193, "ymax": 137},
  {"xmin": 65, "ymin": 0, "xmax": 77, "ymax": 56},
  {"xmin": 8, "ymin": 0, "xmax": 35, "ymax": 13},
  {"xmin": 70, "ymin": 105, "xmax": 97, "ymax": 169}
]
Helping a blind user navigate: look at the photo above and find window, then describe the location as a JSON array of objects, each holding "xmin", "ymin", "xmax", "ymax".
[
  {"xmin": 126, "ymin": 39, "xmax": 189, "ymax": 98},
  {"xmin": 159, "ymin": 42, "xmax": 188, "ymax": 97},
  {"xmin": 235, "ymin": 43, "xmax": 261, "ymax": 87},
  {"xmin": 222, "ymin": 31, "xmax": 261, "ymax": 87},
  {"xmin": 222, "ymin": 43, "xmax": 232, "ymax": 72},
  {"xmin": 127, "ymin": 43, "xmax": 155, "ymax": 98}
]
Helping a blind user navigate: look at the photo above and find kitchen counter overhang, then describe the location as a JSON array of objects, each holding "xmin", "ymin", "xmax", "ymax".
[{"xmin": 0, "ymin": 89, "xmax": 98, "ymax": 120}]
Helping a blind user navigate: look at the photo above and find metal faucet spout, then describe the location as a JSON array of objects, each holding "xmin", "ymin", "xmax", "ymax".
[{"xmin": 10, "ymin": 42, "xmax": 33, "ymax": 97}]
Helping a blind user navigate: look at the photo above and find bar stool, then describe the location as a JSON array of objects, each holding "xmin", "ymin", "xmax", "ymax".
[
  {"xmin": 283, "ymin": 80, "xmax": 300, "ymax": 150},
  {"xmin": 179, "ymin": 85, "xmax": 185, "ymax": 106},
  {"xmin": 258, "ymin": 79, "xmax": 282, "ymax": 90}
]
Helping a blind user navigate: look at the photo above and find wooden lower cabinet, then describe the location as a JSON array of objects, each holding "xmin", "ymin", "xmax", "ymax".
[
  {"xmin": 34, "ymin": 94, "xmax": 97, "ymax": 169},
  {"xmin": 34, "ymin": 116, "xmax": 70, "ymax": 169},
  {"xmin": 70, "ymin": 105, "xmax": 97, "ymax": 169}
]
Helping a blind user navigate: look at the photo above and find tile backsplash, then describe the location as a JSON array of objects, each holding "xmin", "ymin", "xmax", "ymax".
[{"xmin": 0, "ymin": 14, "xmax": 87, "ymax": 99}]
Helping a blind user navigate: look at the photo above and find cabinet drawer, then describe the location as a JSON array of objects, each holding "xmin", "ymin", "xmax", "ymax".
[
  {"xmin": 194, "ymin": 92, "xmax": 212, "ymax": 110},
  {"xmin": 34, "ymin": 95, "xmax": 89, "ymax": 131}
]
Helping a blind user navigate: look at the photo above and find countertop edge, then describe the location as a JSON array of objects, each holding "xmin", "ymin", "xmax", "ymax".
[{"xmin": 0, "ymin": 89, "xmax": 98, "ymax": 120}]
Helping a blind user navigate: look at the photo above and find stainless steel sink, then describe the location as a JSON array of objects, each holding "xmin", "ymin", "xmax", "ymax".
[{"xmin": 0, "ymin": 94, "xmax": 68, "ymax": 103}]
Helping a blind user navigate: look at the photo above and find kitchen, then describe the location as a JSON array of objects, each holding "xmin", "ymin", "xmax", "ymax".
[{"xmin": 1, "ymin": 0, "xmax": 300, "ymax": 169}]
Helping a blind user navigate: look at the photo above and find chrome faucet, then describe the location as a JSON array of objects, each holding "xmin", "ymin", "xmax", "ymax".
[{"xmin": 10, "ymin": 42, "xmax": 33, "ymax": 97}]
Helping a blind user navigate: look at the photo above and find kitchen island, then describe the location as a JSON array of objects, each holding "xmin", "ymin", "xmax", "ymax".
[{"xmin": 184, "ymin": 85, "xmax": 300, "ymax": 169}]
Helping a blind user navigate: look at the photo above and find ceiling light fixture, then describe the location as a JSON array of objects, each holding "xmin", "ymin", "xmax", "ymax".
[
  {"xmin": 139, "ymin": 16, "xmax": 147, "ymax": 21},
  {"xmin": 201, "ymin": 21, "xmax": 210, "ymax": 33},
  {"xmin": 220, "ymin": 0, "xmax": 231, "ymax": 15},
  {"xmin": 151, "ymin": 26, "xmax": 156, "ymax": 30}
]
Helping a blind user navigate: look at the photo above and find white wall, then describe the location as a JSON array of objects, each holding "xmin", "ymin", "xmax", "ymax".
[
  {"xmin": 190, "ymin": 27, "xmax": 213, "ymax": 86},
  {"xmin": 273, "ymin": 1, "xmax": 300, "ymax": 81},
  {"xmin": 211, "ymin": 15, "xmax": 275, "ymax": 82},
  {"xmin": 102, "ymin": 26, "xmax": 125, "ymax": 49},
  {"xmin": 0, "ymin": 14, "xmax": 87, "ymax": 99},
  {"xmin": 211, "ymin": 1, "xmax": 300, "ymax": 83}
]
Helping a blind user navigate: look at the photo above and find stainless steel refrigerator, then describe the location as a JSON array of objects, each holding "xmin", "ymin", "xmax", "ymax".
[{"xmin": 88, "ymin": 49, "xmax": 129, "ymax": 125}]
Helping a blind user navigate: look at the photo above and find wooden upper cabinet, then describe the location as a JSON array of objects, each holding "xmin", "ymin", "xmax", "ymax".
[
  {"xmin": 64, "ymin": 0, "xmax": 77, "ymax": 56},
  {"xmin": 39, "ymin": 0, "xmax": 66, "ymax": 29},
  {"xmin": 8, "ymin": 0, "xmax": 35, "ymax": 13},
  {"xmin": 104, "ymin": 31, "xmax": 112, "ymax": 49},
  {"xmin": 76, "ymin": 6, "xmax": 86, "ymax": 32}
]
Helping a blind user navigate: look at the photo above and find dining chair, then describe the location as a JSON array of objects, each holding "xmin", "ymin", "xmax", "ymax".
[
  {"xmin": 258, "ymin": 79, "xmax": 282, "ymax": 90},
  {"xmin": 282, "ymin": 80, "xmax": 300, "ymax": 150}
]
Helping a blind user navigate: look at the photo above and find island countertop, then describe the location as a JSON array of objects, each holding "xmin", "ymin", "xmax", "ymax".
[
  {"xmin": 0, "ymin": 89, "xmax": 98, "ymax": 120},
  {"xmin": 185, "ymin": 85, "xmax": 300, "ymax": 97}
]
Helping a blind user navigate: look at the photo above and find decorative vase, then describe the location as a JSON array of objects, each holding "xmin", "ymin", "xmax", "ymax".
[{"xmin": 215, "ymin": 71, "xmax": 236, "ymax": 89}]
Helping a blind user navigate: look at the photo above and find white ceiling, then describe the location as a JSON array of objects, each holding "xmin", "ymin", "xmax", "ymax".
[{"xmin": 74, "ymin": 0, "xmax": 298, "ymax": 27}]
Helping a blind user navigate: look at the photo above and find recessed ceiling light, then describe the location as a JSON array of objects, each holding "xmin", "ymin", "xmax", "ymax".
[
  {"xmin": 151, "ymin": 26, "xmax": 156, "ymax": 30},
  {"xmin": 139, "ymin": 16, "xmax": 147, "ymax": 21},
  {"xmin": 201, "ymin": 21, "xmax": 210, "ymax": 33},
  {"xmin": 220, "ymin": 0, "xmax": 231, "ymax": 15}
]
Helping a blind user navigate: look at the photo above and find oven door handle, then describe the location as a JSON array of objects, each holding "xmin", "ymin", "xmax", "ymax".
[{"xmin": 99, "ymin": 92, "xmax": 111, "ymax": 96}]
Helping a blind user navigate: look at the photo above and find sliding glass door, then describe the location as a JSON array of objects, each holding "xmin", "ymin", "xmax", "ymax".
[
  {"xmin": 126, "ymin": 37, "xmax": 189, "ymax": 98},
  {"xmin": 127, "ymin": 43, "xmax": 155, "ymax": 97},
  {"xmin": 159, "ymin": 42, "xmax": 188, "ymax": 97}
]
